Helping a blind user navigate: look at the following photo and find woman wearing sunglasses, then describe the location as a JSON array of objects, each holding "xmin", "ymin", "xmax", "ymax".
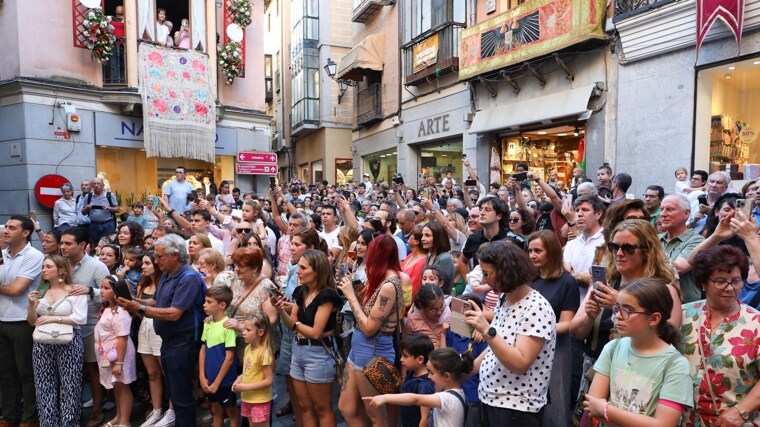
[{"xmin": 570, "ymin": 220, "xmax": 680, "ymax": 396}]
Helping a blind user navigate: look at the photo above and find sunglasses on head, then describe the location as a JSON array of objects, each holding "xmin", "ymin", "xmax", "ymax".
[{"xmin": 607, "ymin": 242, "xmax": 645, "ymax": 255}]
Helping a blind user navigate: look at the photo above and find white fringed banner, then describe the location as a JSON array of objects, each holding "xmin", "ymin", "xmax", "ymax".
[{"xmin": 139, "ymin": 43, "xmax": 216, "ymax": 162}]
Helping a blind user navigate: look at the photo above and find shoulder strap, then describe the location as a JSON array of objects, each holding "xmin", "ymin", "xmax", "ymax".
[
  {"xmin": 106, "ymin": 192, "xmax": 115, "ymax": 207},
  {"xmin": 86, "ymin": 192, "xmax": 93, "ymax": 205},
  {"xmin": 229, "ymin": 276, "xmax": 264, "ymax": 319},
  {"xmin": 445, "ymin": 390, "xmax": 468, "ymax": 422},
  {"xmin": 76, "ymin": 194, "xmax": 81, "ymax": 205}
]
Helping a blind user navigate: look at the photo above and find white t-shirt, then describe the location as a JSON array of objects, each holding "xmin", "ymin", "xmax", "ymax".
[
  {"xmin": 432, "ymin": 389, "xmax": 466, "ymax": 427},
  {"xmin": 478, "ymin": 290, "xmax": 556, "ymax": 412},
  {"xmin": 320, "ymin": 227, "xmax": 341, "ymax": 250},
  {"xmin": 187, "ymin": 233, "xmax": 225, "ymax": 257}
]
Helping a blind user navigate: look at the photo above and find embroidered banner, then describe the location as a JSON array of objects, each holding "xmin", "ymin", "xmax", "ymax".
[
  {"xmin": 139, "ymin": 43, "xmax": 216, "ymax": 162},
  {"xmin": 458, "ymin": 0, "xmax": 605, "ymax": 80},
  {"xmin": 696, "ymin": 0, "xmax": 745, "ymax": 55}
]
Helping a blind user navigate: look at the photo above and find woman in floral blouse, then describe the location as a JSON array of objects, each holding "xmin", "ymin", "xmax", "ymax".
[{"xmin": 681, "ymin": 244, "xmax": 760, "ymax": 427}]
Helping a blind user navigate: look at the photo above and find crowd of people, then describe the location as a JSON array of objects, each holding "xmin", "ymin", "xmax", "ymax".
[{"xmin": 3, "ymin": 160, "xmax": 760, "ymax": 427}]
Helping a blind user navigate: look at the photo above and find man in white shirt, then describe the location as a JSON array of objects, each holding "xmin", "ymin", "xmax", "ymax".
[
  {"xmin": 187, "ymin": 209, "xmax": 225, "ymax": 255},
  {"xmin": 362, "ymin": 173, "xmax": 373, "ymax": 192},
  {"xmin": 563, "ymin": 195, "xmax": 605, "ymax": 298},
  {"xmin": 319, "ymin": 204, "xmax": 342, "ymax": 254},
  {"xmin": 0, "ymin": 215, "xmax": 44, "ymax": 425}
]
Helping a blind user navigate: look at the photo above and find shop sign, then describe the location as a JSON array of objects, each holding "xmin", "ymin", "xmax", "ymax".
[
  {"xmin": 740, "ymin": 127, "xmax": 757, "ymax": 144},
  {"xmin": 413, "ymin": 33, "xmax": 439, "ymax": 74},
  {"xmin": 94, "ymin": 112, "xmax": 238, "ymax": 155},
  {"xmin": 458, "ymin": 0, "xmax": 606, "ymax": 80},
  {"xmin": 417, "ymin": 114, "xmax": 451, "ymax": 138}
]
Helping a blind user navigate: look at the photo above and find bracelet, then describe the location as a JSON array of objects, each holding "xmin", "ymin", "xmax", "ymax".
[
  {"xmin": 293, "ymin": 321, "xmax": 300, "ymax": 332},
  {"xmin": 567, "ymin": 222, "xmax": 576, "ymax": 227},
  {"xmin": 35, "ymin": 229, "xmax": 41, "ymax": 232},
  {"xmin": 604, "ymin": 401, "xmax": 611, "ymax": 421},
  {"xmin": 113, "ymin": 362, "xmax": 124, "ymax": 365},
  {"xmin": 168, "ymin": 209, "xmax": 176, "ymax": 216}
]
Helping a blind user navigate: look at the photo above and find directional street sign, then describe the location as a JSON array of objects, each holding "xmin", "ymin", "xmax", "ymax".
[
  {"xmin": 237, "ymin": 152, "xmax": 278, "ymax": 164},
  {"xmin": 237, "ymin": 163, "xmax": 278, "ymax": 175}
]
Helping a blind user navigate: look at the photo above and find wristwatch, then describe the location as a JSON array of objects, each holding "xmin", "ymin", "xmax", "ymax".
[
  {"xmin": 138, "ymin": 305, "xmax": 146, "ymax": 316},
  {"xmin": 735, "ymin": 405, "xmax": 750, "ymax": 421},
  {"xmin": 485, "ymin": 326, "xmax": 497, "ymax": 339}
]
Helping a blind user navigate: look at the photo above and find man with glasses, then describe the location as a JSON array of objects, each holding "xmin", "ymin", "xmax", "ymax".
[
  {"xmin": 643, "ymin": 185, "xmax": 664, "ymax": 226},
  {"xmin": 81, "ymin": 177, "xmax": 120, "ymax": 248},
  {"xmin": 407, "ymin": 202, "xmax": 426, "ymax": 226},
  {"xmin": 164, "ymin": 166, "xmax": 195, "ymax": 216},
  {"xmin": 689, "ymin": 171, "xmax": 729, "ymax": 232},
  {"xmin": 660, "ymin": 194, "xmax": 704, "ymax": 303},
  {"xmin": 119, "ymin": 234, "xmax": 206, "ymax": 427}
]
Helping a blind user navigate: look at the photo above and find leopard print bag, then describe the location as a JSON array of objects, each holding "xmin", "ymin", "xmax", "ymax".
[{"xmin": 363, "ymin": 280, "xmax": 403, "ymax": 394}]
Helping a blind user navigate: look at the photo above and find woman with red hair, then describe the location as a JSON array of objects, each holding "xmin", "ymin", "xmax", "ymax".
[{"xmin": 338, "ymin": 235, "xmax": 406, "ymax": 427}]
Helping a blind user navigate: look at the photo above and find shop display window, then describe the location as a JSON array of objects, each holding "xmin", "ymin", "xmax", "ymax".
[
  {"xmin": 497, "ymin": 125, "xmax": 584, "ymax": 185},
  {"xmin": 695, "ymin": 57, "xmax": 760, "ymax": 180},
  {"xmin": 363, "ymin": 149, "xmax": 397, "ymax": 184},
  {"xmin": 418, "ymin": 141, "xmax": 463, "ymax": 185}
]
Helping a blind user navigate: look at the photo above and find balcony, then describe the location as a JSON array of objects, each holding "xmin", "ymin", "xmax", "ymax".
[
  {"xmin": 356, "ymin": 83, "xmax": 383, "ymax": 127},
  {"xmin": 102, "ymin": 39, "xmax": 127, "ymax": 87},
  {"xmin": 353, "ymin": 0, "xmax": 395, "ymax": 23},
  {"xmin": 613, "ymin": 0, "xmax": 676, "ymax": 21},
  {"xmin": 403, "ymin": 24, "xmax": 464, "ymax": 86}
]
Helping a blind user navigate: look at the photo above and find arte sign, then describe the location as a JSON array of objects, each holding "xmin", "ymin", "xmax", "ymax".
[
  {"xmin": 413, "ymin": 33, "xmax": 439, "ymax": 74},
  {"xmin": 458, "ymin": 0, "xmax": 606, "ymax": 80},
  {"xmin": 417, "ymin": 114, "xmax": 450, "ymax": 137}
]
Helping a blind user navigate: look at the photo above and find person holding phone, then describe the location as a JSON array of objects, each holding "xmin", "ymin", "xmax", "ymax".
[
  {"xmin": 688, "ymin": 171, "xmax": 729, "ymax": 232},
  {"xmin": 174, "ymin": 18, "xmax": 191, "ymax": 49},
  {"xmin": 569, "ymin": 220, "xmax": 680, "ymax": 398},
  {"xmin": 273, "ymin": 250, "xmax": 341, "ymax": 427},
  {"xmin": 464, "ymin": 240, "xmax": 556, "ymax": 426}
]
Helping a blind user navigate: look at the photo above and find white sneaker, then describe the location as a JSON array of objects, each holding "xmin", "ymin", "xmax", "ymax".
[
  {"xmin": 139, "ymin": 408, "xmax": 164, "ymax": 427},
  {"xmin": 152, "ymin": 409, "xmax": 175, "ymax": 427},
  {"xmin": 81, "ymin": 398, "xmax": 93, "ymax": 408}
]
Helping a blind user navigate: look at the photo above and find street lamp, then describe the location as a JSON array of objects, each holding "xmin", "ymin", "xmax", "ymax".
[
  {"xmin": 324, "ymin": 58, "xmax": 356, "ymax": 104},
  {"xmin": 324, "ymin": 58, "xmax": 337, "ymax": 78}
]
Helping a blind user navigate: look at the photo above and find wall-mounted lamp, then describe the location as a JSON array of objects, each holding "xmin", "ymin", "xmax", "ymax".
[
  {"xmin": 324, "ymin": 58, "xmax": 356, "ymax": 104},
  {"xmin": 573, "ymin": 125, "xmax": 580, "ymax": 137}
]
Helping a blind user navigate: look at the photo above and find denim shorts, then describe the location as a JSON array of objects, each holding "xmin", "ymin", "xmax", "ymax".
[
  {"xmin": 348, "ymin": 330, "xmax": 394, "ymax": 371},
  {"xmin": 276, "ymin": 327, "xmax": 294, "ymax": 375},
  {"xmin": 290, "ymin": 341, "xmax": 336, "ymax": 383}
]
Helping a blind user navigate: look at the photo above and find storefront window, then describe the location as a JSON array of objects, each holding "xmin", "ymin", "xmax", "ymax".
[
  {"xmin": 335, "ymin": 159, "xmax": 353, "ymax": 185},
  {"xmin": 695, "ymin": 57, "xmax": 760, "ymax": 179},
  {"xmin": 419, "ymin": 140, "xmax": 463, "ymax": 185},
  {"xmin": 363, "ymin": 148, "xmax": 397, "ymax": 183},
  {"xmin": 311, "ymin": 160, "xmax": 323, "ymax": 182},
  {"xmin": 96, "ymin": 147, "xmax": 236, "ymax": 207},
  {"xmin": 497, "ymin": 125, "xmax": 584, "ymax": 186}
]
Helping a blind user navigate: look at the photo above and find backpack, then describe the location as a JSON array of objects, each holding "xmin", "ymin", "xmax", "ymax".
[
  {"xmin": 86, "ymin": 191, "xmax": 116, "ymax": 207},
  {"xmin": 429, "ymin": 390, "xmax": 468, "ymax": 427}
]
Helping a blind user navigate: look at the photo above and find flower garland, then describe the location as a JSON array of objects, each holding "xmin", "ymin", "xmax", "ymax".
[
  {"xmin": 82, "ymin": 8, "xmax": 116, "ymax": 63},
  {"xmin": 228, "ymin": 0, "xmax": 252, "ymax": 27},
  {"xmin": 219, "ymin": 41, "xmax": 244, "ymax": 85}
]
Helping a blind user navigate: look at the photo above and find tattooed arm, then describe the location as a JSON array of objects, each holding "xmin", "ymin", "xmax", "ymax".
[{"xmin": 345, "ymin": 281, "xmax": 397, "ymax": 337}]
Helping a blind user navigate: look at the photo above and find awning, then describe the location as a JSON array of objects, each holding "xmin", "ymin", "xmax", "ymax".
[
  {"xmin": 335, "ymin": 33, "xmax": 385, "ymax": 81},
  {"xmin": 470, "ymin": 84, "xmax": 598, "ymax": 134}
]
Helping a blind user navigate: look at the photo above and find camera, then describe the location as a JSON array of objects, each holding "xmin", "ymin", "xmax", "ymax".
[{"xmin": 391, "ymin": 175, "xmax": 404, "ymax": 185}]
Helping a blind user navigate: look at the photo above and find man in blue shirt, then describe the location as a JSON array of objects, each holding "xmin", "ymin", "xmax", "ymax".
[
  {"xmin": 164, "ymin": 166, "xmax": 195, "ymax": 215},
  {"xmin": 119, "ymin": 234, "xmax": 206, "ymax": 427}
]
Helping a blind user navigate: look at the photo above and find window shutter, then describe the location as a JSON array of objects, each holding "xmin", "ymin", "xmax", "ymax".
[
  {"xmin": 72, "ymin": 0, "xmax": 106, "ymax": 48},
  {"xmin": 224, "ymin": 0, "xmax": 246, "ymax": 78}
]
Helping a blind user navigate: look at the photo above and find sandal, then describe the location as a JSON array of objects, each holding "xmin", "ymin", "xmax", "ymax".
[
  {"xmin": 275, "ymin": 402, "xmax": 293, "ymax": 417},
  {"xmin": 102, "ymin": 418, "xmax": 119, "ymax": 427}
]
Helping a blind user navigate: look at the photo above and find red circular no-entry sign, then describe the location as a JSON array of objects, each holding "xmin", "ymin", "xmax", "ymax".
[{"xmin": 34, "ymin": 175, "xmax": 71, "ymax": 209}]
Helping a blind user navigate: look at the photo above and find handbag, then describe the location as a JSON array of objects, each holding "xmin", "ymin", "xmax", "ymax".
[
  {"xmin": 364, "ymin": 279, "xmax": 403, "ymax": 394},
  {"xmin": 32, "ymin": 297, "xmax": 74, "ymax": 345},
  {"xmin": 319, "ymin": 338, "xmax": 347, "ymax": 387}
]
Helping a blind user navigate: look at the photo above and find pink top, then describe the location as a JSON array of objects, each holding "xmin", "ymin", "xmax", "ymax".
[
  {"xmin": 403, "ymin": 305, "xmax": 451, "ymax": 348},
  {"xmin": 177, "ymin": 30, "xmax": 191, "ymax": 49},
  {"xmin": 94, "ymin": 306, "xmax": 136, "ymax": 389}
]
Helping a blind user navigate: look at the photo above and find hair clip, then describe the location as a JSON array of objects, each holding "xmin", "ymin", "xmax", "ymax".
[{"xmin": 467, "ymin": 343, "xmax": 473, "ymax": 354}]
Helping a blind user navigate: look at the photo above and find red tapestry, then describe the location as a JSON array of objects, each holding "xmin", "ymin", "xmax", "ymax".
[{"xmin": 696, "ymin": 0, "xmax": 745, "ymax": 55}]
